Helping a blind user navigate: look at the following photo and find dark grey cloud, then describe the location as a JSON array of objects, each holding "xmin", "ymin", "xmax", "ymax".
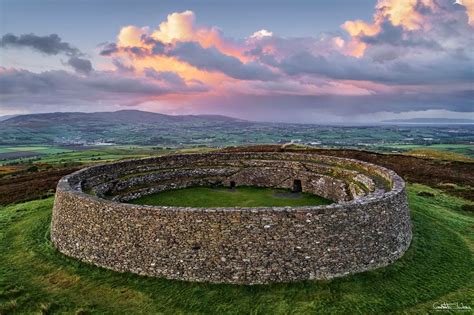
[
  {"xmin": 278, "ymin": 50, "xmax": 474, "ymax": 85},
  {"xmin": 99, "ymin": 36, "xmax": 166, "ymax": 57},
  {"xmin": 359, "ymin": 20, "xmax": 442, "ymax": 50},
  {"xmin": 0, "ymin": 67, "xmax": 208, "ymax": 110},
  {"xmin": 0, "ymin": 68, "xmax": 166, "ymax": 96},
  {"xmin": 66, "ymin": 57, "xmax": 93, "ymax": 74},
  {"xmin": 141, "ymin": 36, "xmax": 166, "ymax": 55},
  {"xmin": 1, "ymin": 33, "xmax": 95, "ymax": 75},
  {"xmin": 99, "ymin": 44, "xmax": 147, "ymax": 57},
  {"xmin": 143, "ymin": 68, "xmax": 208, "ymax": 92},
  {"xmin": 168, "ymin": 41, "xmax": 277, "ymax": 81},
  {"xmin": 0, "ymin": 33, "xmax": 81, "ymax": 56},
  {"xmin": 99, "ymin": 42, "xmax": 118, "ymax": 56},
  {"xmin": 144, "ymin": 68, "xmax": 185, "ymax": 86},
  {"xmin": 112, "ymin": 59, "xmax": 135, "ymax": 73},
  {"xmin": 127, "ymin": 46, "xmax": 148, "ymax": 57}
]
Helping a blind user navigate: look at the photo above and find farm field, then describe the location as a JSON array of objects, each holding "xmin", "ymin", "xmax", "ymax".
[
  {"xmin": 0, "ymin": 146, "xmax": 216, "ymax": 166},
  {"xmin": 0, "ymin": 184, "xmax": 472, "ymax": 314},
  {"xmin": 0, "ymin": 146, "xmax": 72, "ymax": 154},
  {"xmin": 2, "ymin": 112, "xmax": 473, "ymax": 153},
  {"xmin": 1, "ymin": 142, "xmax": 473, "ymax": 167},
  {"xmin": 130, "ymin": 186, "xmax": 333, "ymax": 207},
  {"xmin": 0, "ymin": 146, "xmax": 73, "ymax": 161}
]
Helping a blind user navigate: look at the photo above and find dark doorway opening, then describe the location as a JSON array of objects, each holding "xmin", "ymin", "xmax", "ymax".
[
  {"xmin": 292, "ymin": 179, "xmax": 302, "ymax": 193},
  {"xmin": 230, "ymin": 181, "xmax": 236, "ymax": 189}
]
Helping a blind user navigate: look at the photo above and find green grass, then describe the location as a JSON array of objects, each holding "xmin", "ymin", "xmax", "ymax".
[
  {"xmin": 0, "ymin": 184, "xmax": 472, "ymax": 314},
  {"xmin": 0, "ymin": 146, "xmax": 54, "ymax": 153},
  {"xmin": 1, "ymin": 147, "xmax": 158, "ymax": 166},
  {"xmin": 129, "ymin": 186, "xmax": 333, "ymax": 207},
  {"xmin": 0, "ymin": 146, "xmax": 73, "ymax": 155},
  {"xmin": 381, "ymin": 144, "xmax": 474, "ymax": 159},
  {"xmin": 1, "ymin": 146, "xmax": 215, "ymax": 166}
]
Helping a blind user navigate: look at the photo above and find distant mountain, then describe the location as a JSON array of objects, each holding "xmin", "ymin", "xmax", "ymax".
[
  {"xmin": 382, "ymin": 118, "xmax": 474, "ymax": 124},
  {"xmin": 2, "ymin": 110, "xmax": 245, "ymax": 126},
  {"xmin": 0, "ymin": 115, "xmax": 18, "ymax": 121},
  {"xmin": 0, "ymin": 110, "xmax": 250, "ymax": 146}
]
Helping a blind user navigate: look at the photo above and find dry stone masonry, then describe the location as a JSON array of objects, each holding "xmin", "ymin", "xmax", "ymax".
[{"xmin": 51, "ymin": 152, "xmax": 412, "ymax": 284}]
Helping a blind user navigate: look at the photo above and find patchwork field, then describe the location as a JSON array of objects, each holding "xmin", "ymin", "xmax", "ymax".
[
  {"xmin": 0, "ymin": 146, "xmax": 73, "ymax": 161},
  {"xmin": 0, "ymin": 146, "xmax": 214, "ymax": 166}
]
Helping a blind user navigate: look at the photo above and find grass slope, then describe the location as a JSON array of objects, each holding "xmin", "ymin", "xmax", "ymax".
[
  {"xmin": 0, "ymin": 184, "xmax": 472, "ymax": 314},
  {"xmin": 129, "ymin": 186, "xmax": 332, "ymax": 207},
  {"xmin": 382, "ymin": 144, "xmax": 474, "ymax": 160}
]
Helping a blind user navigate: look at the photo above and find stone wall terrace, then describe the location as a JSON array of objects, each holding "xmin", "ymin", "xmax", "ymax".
[{"xmin": 51, "ymin": 152, "xmax": 412, "ymax": 284}]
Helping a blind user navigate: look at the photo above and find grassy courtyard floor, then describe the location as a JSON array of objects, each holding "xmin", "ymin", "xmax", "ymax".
[
  {"xmin": 0, "ymin": 184, "xmax": 472, "ymax": 314},
  {"xmin": 129, "ymin": 186, "xmax": 333, "ymax": 207}
]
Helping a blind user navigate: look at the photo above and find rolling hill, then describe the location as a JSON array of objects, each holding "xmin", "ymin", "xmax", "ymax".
[
  {"xmin": 2, "ymin": 110, "xmax": 244, "ymax": 126},
  {"xmin": 0, "ymin": 110, "xmax": 249, "ymax": 145}
]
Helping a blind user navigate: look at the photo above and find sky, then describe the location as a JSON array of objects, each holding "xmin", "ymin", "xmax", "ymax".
[{"xmin": 0, "ymin": 0, "xmax": 473, "ymax": 123}]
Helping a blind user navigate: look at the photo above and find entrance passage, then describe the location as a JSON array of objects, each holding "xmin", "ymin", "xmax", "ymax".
[
  {"xmin": 292, "ymin": 179, "xmax": 302, "ymax": 193},
  {"xmin": 230, "ymin": 181, "xmax": 236, "ymax": 189}
]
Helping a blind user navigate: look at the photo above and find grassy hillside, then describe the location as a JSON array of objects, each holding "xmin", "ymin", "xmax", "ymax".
[{"xmin": 1, "ymin": 184, "xmax": 472, "ymax": 314}]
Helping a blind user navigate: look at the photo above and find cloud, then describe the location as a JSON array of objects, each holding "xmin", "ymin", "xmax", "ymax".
[
  {"xmin": 340, "ymin": 0, "xmax": 473, "ymax": 57},
  {"xmin": 0, "ymin": 33, "xmax": 81, "ymax": 56},
  {"xmin": 151, "ymin": 10, "xmax": 196, "ymax": 43},
  {"xmin": 250, "ymin": 29, "xmax": 273, "ymax": 39},
  {"xmin": 269, "ymin": 0, "xmax": 473, "ymax": 86},
  {"xmin": 144, "ymin": 68, "xmax": 185, "ymax": 85},
  {"xmin": 2, "ymin": 3, "xmax": 473, "ymax": 121},
  {"xmin": 118, "ymin": 26, "xmax": 148, "ymax": 47},
  {"xmin": 168, "ymin": 41, "xmax": 277, "ymax": 81},
  {"xmin": 358, "ymin": 20, "xmax": 442, "ymax": 50},
  {"xmin": 112, "ymin": 59, "xmax": 135, "ymax": 73},
  {"xmin": 1, "ymin": 33, "xmax": 96, "ymax": 74},
  {"xmin": 278, "ymin": 50, "xmax": 474, "ymax": 85},
  {"xmin": 101, "ymin": 32, "xmax": 277, "ymax": 81},
  {"xmin": 150, "ymin": 10, "xmax": 244, "ymax": 59},
  {"xmin": 0, "ymin": 66, "xmax": 208, "ymax": 112},
  {"xmin": 100, "ymin": 43, "xmax": 118, "ymax": 56},
  {"xmin": 0, "ymin": 68, "xmax": 162, "ymax": 96},
  {"xmin": 142, "ymin": 68, "xmax": 208, "ymax": 92},
  {"xmin": 66, "ymin": 57, "xmax": 93, "ymax": 74}
]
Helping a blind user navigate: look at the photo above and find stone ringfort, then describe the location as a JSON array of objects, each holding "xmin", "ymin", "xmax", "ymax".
[{"xmin": 51, "ymin": 152, "xmax": 412, "ymax": 284}]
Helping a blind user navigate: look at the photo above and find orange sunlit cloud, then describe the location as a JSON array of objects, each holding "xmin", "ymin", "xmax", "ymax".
[
  {"xmin": 376, "ymin": 0, "xmax": 436, "ymax": 31},
  {"xmin": 463, "ymin": 0, "xmax": 474, "ymax": 25},
  {"xmin": 102, "ymin": 1, "xmax": 474, "ymax": 104},
  {"xmin": 2, "ymin": 0, "xmax": 473, "ymax": 121},
  {"xmin": 111, "ymin": 10, "xmax": 256, "ymax": 97},
  {"xmin": 340, "ymin": 0, "xmax": 473, "ymax": 57},
  {"xmin": 117, "ymin": 25, "xmax": 148, "ymax": 47},
  {"xmin": 150, "ymin": 10, "xmax": 247, "ymax": 61},
  {"xmin": 341, "ymin": 20, "xmax": 380, "ymax": 37}
]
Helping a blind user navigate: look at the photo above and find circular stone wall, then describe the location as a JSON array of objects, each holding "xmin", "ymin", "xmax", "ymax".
[{"xmin": 51, "ymin": 152, "xmax": 412, "ymax": 284}]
